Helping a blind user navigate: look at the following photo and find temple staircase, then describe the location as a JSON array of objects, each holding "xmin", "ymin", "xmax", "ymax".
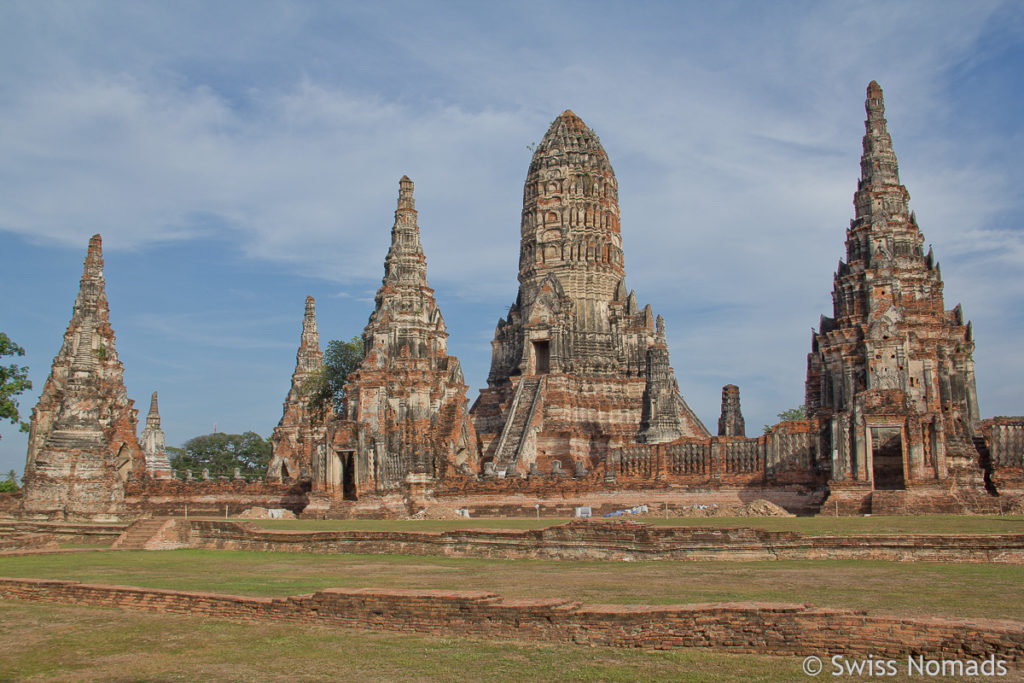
[
  {"xmin": 867, "ymin": 490, "xmax": 907, "ymax": 515},
  {"xmin": 111, "ymin": 517, "xmax": 171, "ymax": 549},
  {"xmin": 492, "ymin": 377, "xmax": 545, "ymax": 475}
]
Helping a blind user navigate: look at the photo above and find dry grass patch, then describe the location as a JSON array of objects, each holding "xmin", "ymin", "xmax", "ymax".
[
  {"xmin": 1, "ymin": 549, "xmax": 1021, "ymax": 622},
  {"xmin": 0, "ymin": 601, "xmax": 979, "ymax": 682}
]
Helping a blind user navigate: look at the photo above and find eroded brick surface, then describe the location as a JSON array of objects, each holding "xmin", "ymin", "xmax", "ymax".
[
  {"xmin": 471, "ymin": 111, "xmax": 709, "ymax": 479},
  {"xmin": 320, "ymin": 177, "xmax": 477, "ymax": 505},
  {"xmin": 21, "ymin": 235, "xmax": 144, "ymax": 521},
  {"xmin": 267, "ymin": 296, "xmax": 327, "ymax": 483},
  {"xmin": 1, "ymin": 577, "xmax": 1021, "ymax": 661},
  {"xmin": 806, "ymin": 83, "xmax": 990, "ymax": 508}
]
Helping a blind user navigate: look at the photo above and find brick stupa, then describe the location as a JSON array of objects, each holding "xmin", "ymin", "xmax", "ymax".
[
  {"xmin": 21, "ymin": 235, "xmax": 144, "ymax": 520},
  {"xmin": 807, "ymin": 82, "xmax": 984, "ymax": 497},
  {"xmin": 322, "ymin": 177, "xmax": 477, "ymax": 499},
  {"xmin": 268, "ymin": 296, "xmax": 327, "ymax": 482},
  {"xmin": 139, "ymin": 391, "xmax": 173, "ymax": 478},
  {"xmin": 471, "ymin": 111, "xmax": 708, "ymax": 477}
]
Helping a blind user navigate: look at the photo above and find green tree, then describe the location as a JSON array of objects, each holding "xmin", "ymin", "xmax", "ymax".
[
  {"xmin": 764, "ymin": 405, "xmax": 807, "ymax": 434},
  {"xmin": 306, "ymin": 336, "xmax": 364, "ymax": 419},
  {"xmin": 0, "ymin": 469, "xmax": 18, "ymax": 493},
  {"xmin": 168, "ymin": 432, "xmax": 272, "ymax": 479},
  {"xmin": 777, "ymin": 405, "xmax": 807, "ymax": 422},
  {"xmin": 1, "ymin": 333, "xmax": 32, "ymax": 440}
]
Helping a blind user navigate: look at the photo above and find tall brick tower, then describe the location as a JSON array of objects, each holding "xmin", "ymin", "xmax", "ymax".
[
  {"xmin": 268, "ymin": 296, "xmax": 326, "ymax": 482},
  {"xmin": 472, "ymin": 111, "xmax": 707, "ymax": 476},
  {"xmin": 21, "ymin": 234, "xmax": 144, "ymax": 520},
  {"xmin": 322, "ymin": 177, "xmax": 477, "ymax": 499},
  {"xmin": 807, "ymin": 82, "xmax": 983, "ymax": 497}
]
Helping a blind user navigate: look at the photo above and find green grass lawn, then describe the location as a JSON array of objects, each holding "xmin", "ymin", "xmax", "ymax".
[
  {"xmin": 240, "ymin": 513, "xmax": 1024, "ymax": 535},
  {"xmin": 2, "ymin": 548, "xmax": 1021, "ymax": 621},
  {"xmin": 0, "ymin": 601, "xmax": 973, "ymax": 682}
]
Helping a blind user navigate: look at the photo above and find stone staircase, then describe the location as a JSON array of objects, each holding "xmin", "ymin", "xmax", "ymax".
[
  {"xmin": 493, "ymin": 377, "xmax": 544, "ymax": 474},
  {"xmin": 111, "ymin": 517, "xmax": 170, "ymax": 549},
  {"xmin": 868, "ymin": 490, "xmax": 907, "ymax": 515}
]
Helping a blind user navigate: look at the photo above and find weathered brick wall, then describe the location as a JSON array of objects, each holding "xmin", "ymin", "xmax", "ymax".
[
  {"xmin": 982, "ymin": 418, "xmax": 1024, "ymax": 495},
  {"xmin": 605, "ymin": 424, "xmax": 823, "ymax": 490},
  {"xmin": 819, "ymin": 485, "xmax": 1018, "ymax": 516},
  {"xmin": 183, "ymin": 519, "xmax": 1024, "ymax": 563},
  {"xmin": 1, "ymin": 577, "xmax": 1021, "ymax": 662},
  {"xmin": 0, "ymin": 520, "xmax": 127, "ymax": 544},
  {"xmin": 124, "ymin": 479, "xmax": 308, "ymax": 516}
]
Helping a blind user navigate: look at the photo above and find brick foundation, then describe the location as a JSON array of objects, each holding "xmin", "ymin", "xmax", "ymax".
[
  {"xmin": 184, "ymin": 519, "xmax": 1024, "ymax": 563},
  {"xmin": 1, "ymin": 577, "xmax": 1021, "ymax": 662}
]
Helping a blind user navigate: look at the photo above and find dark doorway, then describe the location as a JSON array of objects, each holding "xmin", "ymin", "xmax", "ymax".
[
  {"xmin": 341, "ymin": 451, "xmax": 357, "ymax": 500},
  {"xmin": 871, "ymin": 427, "xmax": 905, "ymax": 490},
  {"xmin": 533, "ymin": 340, "xmax": 550, "ymax": 374}
]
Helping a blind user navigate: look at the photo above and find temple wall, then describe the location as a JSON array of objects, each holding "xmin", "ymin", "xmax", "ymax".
[
  {"xmin": 124, "ymin": 479, "xmax": 309, "ymax": 517},
  {"xmin": 605, "ymin": 422, "xmax": 822, "ymax": 489}
]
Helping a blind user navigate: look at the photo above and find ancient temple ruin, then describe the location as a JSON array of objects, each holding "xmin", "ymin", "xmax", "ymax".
[
  {"xmin": 471, "ymin": 111, "xmax": 708, "ymax": 477},
  {"xmin": 139, "ymin": 391, "xmax": 173, "ymax": 478},
  {"xmin": 807, "ymin": 82, "xmax": 988, "ymax": 508},
  {"xmin": 20, "ymin": 83, "xmax": 1021, "ymax": 520},
  {"xmin": 267, "ymin": 296, "xmax": 327, "ymax": 482},
  {"xmin": 318, "ymin": 177, "xmax": 477, "ymax": 500},
  {"xmin": 21, "ymin": 235, "xmax": 145, "ymax": 520}
]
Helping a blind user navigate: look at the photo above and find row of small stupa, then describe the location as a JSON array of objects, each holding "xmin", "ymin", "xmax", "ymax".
[{"xmin": 20, "ymin": 82, "xmax": 991, "ymax": 517}]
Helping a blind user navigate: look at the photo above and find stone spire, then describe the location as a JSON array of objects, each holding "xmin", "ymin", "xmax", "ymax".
[
  {"xmin": 806, "ymin": 82, "xmax": 981, "ymax": 492},
  {"xmin": 717, "ymin": 384, "xmax": 746, "ymax": 437},
  {"xmin": 859, "ymin": 81, "xmax": 901, "ymax": 188},
  {"xmin": 268, "ymin": 296, "xmax": 326, "ymax": 481},
  {"xmin": 320, "ymin": 177, "xmax": 477, "ymax": 497},
  {"xmin": 297, "ymin": 295, "xmax": 322, "ymax": 374},
  {"xmin": 146, "ymin": 392, "xmax": 161, "ymax": 429},
  {"xmin": 139, "ymin": 391, "xmax": 173, "ymax": 478},
  {"xmin": 22, "ymin": 234, "xmax": 144, "ymax": 520},
  {"xmin": 381, "ymin": 175, "xmax": 429, "ymax": 289},
  {"xmin": 364, "ymin": 177, "xmax": 448, "ymax": 366}
]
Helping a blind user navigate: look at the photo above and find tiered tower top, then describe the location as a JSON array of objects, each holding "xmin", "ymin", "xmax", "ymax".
[
  {"xmin": 362, "ymin": 176, "xmax": 449, "ymax": 368},
  {"xmin": 296, "ymin": 295, "xmax": 322, "ymax": 375},
  {"xmin": 519, "ymin": 110, "xmax": 624, "ymax": 306}
]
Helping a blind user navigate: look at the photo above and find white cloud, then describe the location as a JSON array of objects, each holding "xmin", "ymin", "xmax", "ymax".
[{"xmin": 1, "ymin": 1, "xmax": 1022, "ymax": 474}]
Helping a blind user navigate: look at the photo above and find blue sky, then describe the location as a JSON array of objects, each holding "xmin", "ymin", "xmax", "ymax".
[{"xmin": 2, "ymin": 1, "xmax": 1023, "ymax": 477}]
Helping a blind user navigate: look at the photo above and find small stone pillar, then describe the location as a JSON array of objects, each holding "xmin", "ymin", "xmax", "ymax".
[
  {"xmin": 717, "ymin": 384, "xmax": 746, "ymax": 437},
  {"xmin": 201, "ymin": 468, "xmax": 210, "ymax": 481}
]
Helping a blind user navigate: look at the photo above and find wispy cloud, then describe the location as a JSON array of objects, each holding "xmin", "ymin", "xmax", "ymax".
[{"xmin": 1, "ymin": 1, "xmax": 1021, "ymax": 472}]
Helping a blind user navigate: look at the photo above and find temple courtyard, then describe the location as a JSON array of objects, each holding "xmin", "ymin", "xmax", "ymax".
[{"xmin": 1, "ymin": 515, "xmax": 1022, "ymax": 681}]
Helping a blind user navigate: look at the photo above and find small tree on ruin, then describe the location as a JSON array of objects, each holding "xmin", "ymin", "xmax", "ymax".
[
  {"xmin": 305, "ymin": 336, "xmax": 364, "ymax": 420},
  {"xmin": 0, "ymin": 332, "xmax": 32, "ymax": 440}
]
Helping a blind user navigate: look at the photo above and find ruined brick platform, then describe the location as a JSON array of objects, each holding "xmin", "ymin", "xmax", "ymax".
[
  {"xmin": 169, "ymin": 519, "xmax": 1024, "ymax": 563},
  {"xmin": 1, "ymin": 577, "xmax": 1021, "ymax": 663}
]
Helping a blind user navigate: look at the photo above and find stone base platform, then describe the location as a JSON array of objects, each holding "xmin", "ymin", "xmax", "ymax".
[
  {"xmin": 820, "ymin": 483, "xmax": 1016, "ymax": 516},
  {"xmin": 1, "ymin": 577, "xmax": 1022, "ymax": 663},
  {"xmin": 174, "ymin": 519, "xmax": 1024, "ymax": 563}
]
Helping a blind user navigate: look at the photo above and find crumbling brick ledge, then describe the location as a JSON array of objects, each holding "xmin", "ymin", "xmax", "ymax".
[
  {"xmin": 185, "ymin": 519, "xmax": 1024, "ymax": 563},
  {"xmin": 1, "ymin": 577, "xmax": 1022, "ymax": 662}
]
